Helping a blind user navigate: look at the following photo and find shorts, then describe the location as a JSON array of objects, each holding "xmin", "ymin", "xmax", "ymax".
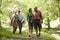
[
  {"xmin": 28, "ymin": 21, "xmax": 33, "ymax": 30},
  {"xmin": 33, "ymin": 19, "xmax": 42, "ymax": 30}
]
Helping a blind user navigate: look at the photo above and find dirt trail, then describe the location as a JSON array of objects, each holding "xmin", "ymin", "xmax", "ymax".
[{"xmin": 52, "ymin": 34, "xmax": 60, "ymax": 40}]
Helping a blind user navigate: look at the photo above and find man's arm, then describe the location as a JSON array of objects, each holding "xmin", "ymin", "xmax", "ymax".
[
  {"xmin": 21, "ymin": 14, "xmax": 24, "ymax": 23},
  {"xmin": 39, "ymin": 11, "xmax": 43, "ymax": 20},
  {"xmin": 39, "ymin": 11, "xmax": 43, "ymax": 23}
]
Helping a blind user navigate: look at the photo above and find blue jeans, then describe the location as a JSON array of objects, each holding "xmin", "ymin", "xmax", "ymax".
[{"xmin": 17, "ymin": 21, "xmax": 22, "ymax": 33}]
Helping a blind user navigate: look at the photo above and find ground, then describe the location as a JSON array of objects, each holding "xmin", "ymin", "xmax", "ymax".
[{"xmin": 0, "ymin": 28, "xmax": 57, "ymax": 40}]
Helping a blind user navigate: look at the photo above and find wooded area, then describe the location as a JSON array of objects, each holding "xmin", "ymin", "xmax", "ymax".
[{"xmin": 0, "ymin": 0, "xmax": 60, "ymax": 40}]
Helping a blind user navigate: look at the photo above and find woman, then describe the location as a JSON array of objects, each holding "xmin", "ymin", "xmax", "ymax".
[
  {"xmin": 27, "ymin": 8, "xmax": 33, "ymax": 37},
  {"xmin": 11, "ymin": 11, "xmax": 18, "ymax": 34}
]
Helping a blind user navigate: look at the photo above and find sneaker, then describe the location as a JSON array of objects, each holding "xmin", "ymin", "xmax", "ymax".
[
  {"xmin": 36, "ymin": 34, "xmax": 39, "ymax": 37},
  {"xmin": 19, "ymin": 32, "xmax": 22, "ymax": 34},
  {"xmin": 13, "ymin": 32, "xmax": 15, "ymax": 34},
  {"xmin": 36, "ymin": 33, "xmax": 40, "ymax": 37},
  {"xmin": 39, "ymin": 33, "xmax": 40, "ymax": 36},
  {"xmin": 28, "ymin": 35, "xmax": 31, "ymax": 37}
]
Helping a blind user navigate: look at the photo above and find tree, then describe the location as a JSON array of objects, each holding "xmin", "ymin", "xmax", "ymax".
[
  {"xmin": 0, "ymin": 0, "xmax": 59, "ymax": 28},
  {"xmin": 42, "ymin": 0, "xmax": 59, "ymax": 30},
  {"xmin": 0, "ymin": 0, "xmax": 2, "ymax": 27}
]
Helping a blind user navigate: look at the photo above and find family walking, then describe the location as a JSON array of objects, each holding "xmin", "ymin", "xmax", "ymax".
[{"xmin": 11, "ymin": 7, "xmax": 43, "ymax": 37}]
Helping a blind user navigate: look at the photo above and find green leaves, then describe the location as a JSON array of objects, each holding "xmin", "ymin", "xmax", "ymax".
[{"xmin": 0, "ymin": 0, "xmax": 59, "ymax": 26}]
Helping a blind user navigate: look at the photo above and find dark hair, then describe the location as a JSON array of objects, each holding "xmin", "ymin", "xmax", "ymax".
[
  {"xmin": 18, "ymin": 10, "xmax": 20, "ymax": 13},
  {"xmin": 29, "ymin": 8, "xmax": 32, "ymax": 12},
  {"xmin": 34, "ymin": 7, "xmax": 37, "ymax": 10}
]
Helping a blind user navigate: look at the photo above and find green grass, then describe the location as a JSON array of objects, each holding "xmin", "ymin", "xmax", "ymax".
[
  {"xmin": 0, "ymin": 28, "xmax": 56, "ymax": 40},
  {"xmin": 41, "ymin": 32, "xmax": 56, "ymax": 40},
  {"xmin": 42, "ymin": 28, "xmax": 60, "ymax": 35},
  {"xmin": 0, "ymin": 28, "xmax": 28, "ymax": 38}
]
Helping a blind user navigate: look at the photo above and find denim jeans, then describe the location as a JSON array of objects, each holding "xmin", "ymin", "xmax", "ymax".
[{"xmin": 17, "ymin": 21, "xmax": 22, "ymax": 33}]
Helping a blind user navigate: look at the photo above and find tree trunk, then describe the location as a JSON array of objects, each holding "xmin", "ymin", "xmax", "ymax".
[{"xmin": 47, "ymin": 18, "xmax": 50, "ymax": 30}]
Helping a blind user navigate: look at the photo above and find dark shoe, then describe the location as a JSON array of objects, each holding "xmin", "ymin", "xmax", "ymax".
[
  {"xmin": 19, "ymin": 32, "xmax": 22, "ymax": 34},
  {"xmin": 36, "ymin": 33, "xmax": 40, "ymax": 37},
  {"xmin": 28, "ymin": 35, "xmax": 31, "ymax": 37},
  {"xmin": 36, "ymin": 34, "xmax": 39, "ymax": 37},
  {"xmin": 39, "ymin": 33, "xmax": 40, "ymax": 36},
  {"xmin": 13, "ymin": 32, "xmax": 15, "ymax": 34}
]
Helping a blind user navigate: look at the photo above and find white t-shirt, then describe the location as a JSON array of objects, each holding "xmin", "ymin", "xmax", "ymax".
[{"xmin": 18, "ymin": 13, "xmax": 24, "ymax": 23}]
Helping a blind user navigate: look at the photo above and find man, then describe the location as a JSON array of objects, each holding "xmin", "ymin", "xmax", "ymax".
[
  {"xmin": 32, "ymin": 7, "xmax": 43, "ymax": 37},
  {"xmin": 17, "ymin": 10, "xmax": 24, "ymax": 34}
]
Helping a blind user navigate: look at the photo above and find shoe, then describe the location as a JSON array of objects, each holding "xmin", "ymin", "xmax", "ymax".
[
  {"xmin": 36, "ymin": 34, "xmax": 39, "ymax": 37},
  {"xmin": 19, "ymin": 32, "xmax": 22, "ymax": 34},
  {"xmin": 39, "ymin": 33, "xmax": 40, "ymax": 36},
  {"xmin": 36, "ymin": 33, "xmax": 40, "ymax": 37},
  {"xmin": 13, "ymin": 32, "xmax": 15, "ymax": 34},
  {"xmin": 28, "ymin": 35, "xmax": 31, "ymax": 37}
]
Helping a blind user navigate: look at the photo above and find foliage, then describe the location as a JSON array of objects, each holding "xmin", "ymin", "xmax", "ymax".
[
  {"xmin": 0, "ymin": 0, "xmax": 59, "ymax": 26},
  {"xmin": 42, "ymin": 28, "xmax": 60, "ymax": 35}
]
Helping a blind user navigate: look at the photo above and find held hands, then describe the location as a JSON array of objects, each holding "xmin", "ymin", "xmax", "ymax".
[
  {"xmin": 40, "ymin": 20, "xmax": 43, "ymax": 24},
  {"xmin": 30, "ymin": 20, "xmax": 32, "ymax": 23},
  {"xmin": 21, "ymin": 19, "xmax": 25, "ymax": 23}
]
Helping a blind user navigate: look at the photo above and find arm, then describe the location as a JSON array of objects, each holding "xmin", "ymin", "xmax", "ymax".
[
  {"xmin": 11, "ymin": 16, "xmax": 14, "ymax": 25},
  {"xmin": 27, "ymin": 14, "xmax": 29, "ymax": 21},
  {"xmin": 21, "ymin": 14, "xmax": 24, "ymax": 23},
  {"xmin": 39, "ymin": 11, "xmax": 43, "ymax": 20},
  {"xmin": 39, "ymin": 11, "xmax": 43, "ymax": 23}
]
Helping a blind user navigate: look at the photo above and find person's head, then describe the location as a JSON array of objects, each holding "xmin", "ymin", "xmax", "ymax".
[
  {"xmin": 18, "ymin": 10, "xmax": 21, "ymax": 14},
  {"xmin": 34, "ymin": 7, "xmax": 38, "ymax": 12},
  {"xmin": 14, "ymin": 11, "xmax": 17, "ymax": 15},
  {"xmin": 29, "ymin": 8, "xmax": 32, "ymax": 14}
]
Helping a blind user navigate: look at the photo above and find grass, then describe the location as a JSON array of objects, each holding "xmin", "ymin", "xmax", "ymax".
[
  {"xmin": 0, "ymin": 28, "xmax": 56, "ymax": 40},
  {"xmin": 0, "ymin": 28, "xmax": 28, "ymax": 38},
  {"xmin": 41, "ymin": 32, "xmax": 56, "ymax": 40},
  {"xmin": 42, "ymin": 28, "xmax": 60, "ymax": 35}
]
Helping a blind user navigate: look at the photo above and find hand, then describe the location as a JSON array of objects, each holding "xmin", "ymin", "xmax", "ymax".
[
  {"xmin": 40, "ymin": 20, "xmax": 43, "ymax": 24},
  {"xmin": 23, "ymin": 20, "xmax": 25, "ymax": 23},
  {"xmin": 30, "ymin": 20, "xmax": 32, "ymax": 23},
  {"xmin": 10, "ymin": 21, "xmax": 12, "ymax": 26},
  {"xmin": 21, "ymin": 20, "xmax": 23, "ymax": 23}
]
